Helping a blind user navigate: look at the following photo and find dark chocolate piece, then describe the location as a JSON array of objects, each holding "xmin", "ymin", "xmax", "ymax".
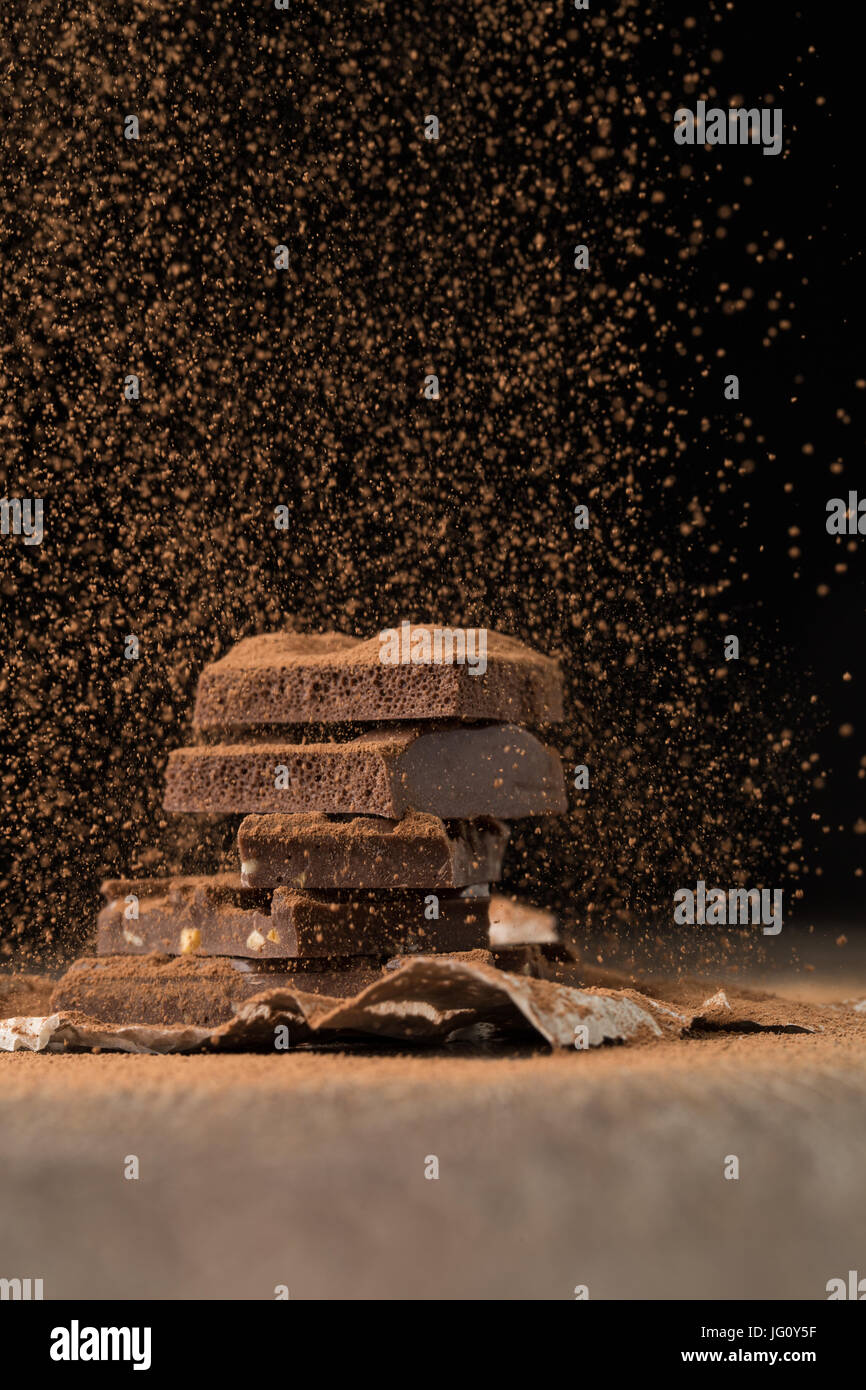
[
  {"xmin": 238, "ymin": 811, "xmax": 509, "ymax": 890},
  {"xmin": 50, "ymin": 953, "xmax": 387, "ymax": 1026},
  {"xmin": 194, "ymin": 627, "xmax": 563, "ymax": 729},
  {"xmin": 164, "ymin": 723, "xmax": 567, "ymax": 818},
  {"xmin": 490, "ymin": 943, "xmax": 577, "ymax": 976},
  {"xmin": 97, "ymin": 875, "xmax": 491, "ymax": 958}
]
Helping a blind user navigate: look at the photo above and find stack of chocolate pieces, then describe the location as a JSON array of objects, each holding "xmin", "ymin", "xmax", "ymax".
[{"xmin": 52, "ymin": 627, "xmax": 566, "ymax": 1026}]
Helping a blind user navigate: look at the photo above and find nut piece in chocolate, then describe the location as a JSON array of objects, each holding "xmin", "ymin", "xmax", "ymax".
[{"xmin": 97, "ymin": 874, "xmax": 491, "ymax": 958}]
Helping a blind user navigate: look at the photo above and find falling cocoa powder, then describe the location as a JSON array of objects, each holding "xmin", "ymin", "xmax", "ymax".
[{"xmin": 0, "ymin": 1, "xmax": 859, "ymax": 976}]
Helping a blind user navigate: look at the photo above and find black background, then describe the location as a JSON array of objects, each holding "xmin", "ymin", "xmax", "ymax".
[{"xmin": 655, "ymin": 0, "xmax": 864, "ymax": 916}]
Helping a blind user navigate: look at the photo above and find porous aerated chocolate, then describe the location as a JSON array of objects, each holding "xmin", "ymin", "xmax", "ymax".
[
  {"xmin": 97, "ymin": 875, "xmax": 490, "ymax": 958},
  {"xmin": 164, "ymin": 723, "xmax": 567, "ymax": 818},
  {"xmin": 50, "ymin": 953, "xmax": 387, "ymax": 1025},
  {"xmin": 193, "ymin": 628, "xmax": 563, "ymax": 728},
  {"xmin": 237, "ymin": 810, "xmax": 509, "ymax": 889}
]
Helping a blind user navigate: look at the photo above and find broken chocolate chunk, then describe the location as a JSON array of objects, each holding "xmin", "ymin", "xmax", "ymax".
[
  {"xmin": 194, "ymin": 627, "xmax": 563, "ymax": 729},
  {"xmin": 50, "ymin": 953, "xmax": 387, "ymax": 1026},
  {"xmin": 237, "ymin": 811, "xmax": 509, "ymax": 890},
  {"xmin": 97, "ymin": 874, "xmax": 491, "ymax": 958},
  {"xmin": 164, "ymin": 723, "xmax": 567, "ymax": 818}
]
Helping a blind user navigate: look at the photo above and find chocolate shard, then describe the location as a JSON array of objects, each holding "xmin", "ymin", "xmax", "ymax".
[
  {"xmin": 164, "ymin": 723, "xmax": 567, "ymax": 818},
  {"xmin": 97, "ymin": 875, "xmax": 491, "ymax": 958},
  {"xmin": 193, "ymin": 627, "xmax": 563, "ymax": 728},
  {"xmin": 238, "ymin": 811, "xmax": 509, "ymax": 890},
  {"xmin": 488, "ymin": 893, "xmax": 559, "ymax": 947},
  {"xmin": 50, "ymin": 953, "xmax": 387, "ymax": 1026}
]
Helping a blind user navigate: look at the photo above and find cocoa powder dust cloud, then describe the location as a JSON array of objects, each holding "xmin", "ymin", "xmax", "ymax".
[{"xmin": 1, "ymin": 1, "xmax": 861, "ymax": 967}]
